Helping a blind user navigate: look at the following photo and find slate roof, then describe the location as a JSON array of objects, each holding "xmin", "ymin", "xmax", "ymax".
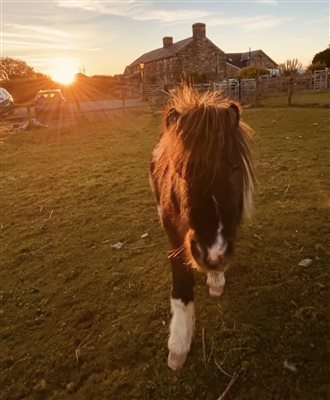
[
  {"xmin": 226, "ymin": 50, "xmax": 278, "ymax": 68},
  {"xmin": 129, "ymin": 37, "xmax": 193, "ymax": 67},
  {"xmin": 225, "ymin": 53, "xmax": 246, "ymax": 68}
]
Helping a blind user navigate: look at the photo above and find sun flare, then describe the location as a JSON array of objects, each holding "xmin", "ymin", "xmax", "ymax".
[{"xmin": 50, "ymin": 58, "xmax": 79, "ymax": 85}]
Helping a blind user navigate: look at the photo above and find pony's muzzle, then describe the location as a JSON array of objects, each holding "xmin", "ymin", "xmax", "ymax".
[
  {"xmin": 206, "ymin": 256, "xmax": 227, "ymax": 271},
  {"xmin": 206, "ymin": 256, "xmax": 223, "ymax": 268}
]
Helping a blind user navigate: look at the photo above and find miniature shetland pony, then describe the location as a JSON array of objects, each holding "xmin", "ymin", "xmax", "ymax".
[{"xmin": 149, "ymin": 86, "xmax": 255, "ymax": 370}]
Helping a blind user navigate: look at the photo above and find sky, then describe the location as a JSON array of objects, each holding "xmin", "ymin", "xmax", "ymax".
[{"xmin": 2, "ymin": 0, "xmax": 329, "ymax": 77}]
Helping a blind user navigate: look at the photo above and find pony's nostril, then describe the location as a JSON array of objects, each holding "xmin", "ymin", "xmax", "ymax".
[{"xmin": 207, "ymin": 262, "xmax": 219, "ymax": 270}]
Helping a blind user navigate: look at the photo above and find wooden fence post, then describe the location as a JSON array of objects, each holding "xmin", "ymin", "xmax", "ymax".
[
  {"xmin": 255, "ymin": 75, "xmax": 260, "ymax": 106},
  {"xmin": 238, "ymin": 78, "xmax": 242, "ymax": 102},
  {"xmin": 288, "ymin": 76, "xmax": 293, "ymax": 106},
  {"xmin": 121, "ymin": 88, "xmax": 126, "ymax": 115}
]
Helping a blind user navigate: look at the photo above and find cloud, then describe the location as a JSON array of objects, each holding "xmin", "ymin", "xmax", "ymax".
[
  {"xmin": 10, "ymin": 55, "xmax": 62, "ymax": 67},
  {"xmin": 3, "ymin": 40, "xmax": 75, "ymax": 50},
  {"xmin": 207, "ymin": 15, "xmax": 295, "ymax": 31},
  {"xmin": 3, "ymin": 21, "xmax": 103, "ymax": 53},
  {"xmin": 56, "ymin": 0, "xmax": 293, "ymax": 32},
  {"xmin": 57, "ymin": 0, "xmax": 144, "ymax": 17},
  {"xmin": 130, "ymin": 9, "xmax": 211, "ymax": 23},
  {"xmin": 244, "ymin": 16, "xmax": 295, "ymax": 30},
  {"xmin": 256, "ymin": 0, "xmax": 278, "ymax": 4},
  {"xmin": 57, "ymin": 0, "xmax": 211, "ymax": 23},
  {"xmin": 4, "ymin": 37, "xmax": 102, "ymax": 53},
  {"xmin": 3, "ymin": 32, "xmax": 72, "ymax": 44},
  {"xmin": 3, "ymin": 23, "xmax": 75, "ymax": 53},
  {"xmin": 306, "ymin": 16, "xmax": 329, "ymax": 25},
  {"xmin": 6, "ymin": 23, "xmax": 72, "ymax": 38}
]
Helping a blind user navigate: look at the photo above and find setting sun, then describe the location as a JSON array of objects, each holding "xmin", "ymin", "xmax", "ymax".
[{"xmin": 49, "ymin": 58, "xmax": 79, "ymax": 85}]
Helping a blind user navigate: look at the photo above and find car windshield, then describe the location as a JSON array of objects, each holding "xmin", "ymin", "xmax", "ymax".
[
  {"xmin": 37, "ymin": 92, "xmax": 63, "ymax": 101},
  {"xmin": 0, "ymin": 89, "xmax": 9, "ymax": 101}
]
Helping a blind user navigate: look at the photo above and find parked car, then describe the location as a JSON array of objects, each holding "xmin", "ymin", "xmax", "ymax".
[
  {"xmin": 35, "ymin": 89, "xmax": 68, "ymax": 120},
  {"xmin": 0, "ymin": 88, "xmax": 14, "ymax": 116}
]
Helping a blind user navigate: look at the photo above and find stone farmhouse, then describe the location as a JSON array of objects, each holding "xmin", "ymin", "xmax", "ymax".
[{"xmin": 124, "ymin": 23, "xmax": 278, "ymax": 85}]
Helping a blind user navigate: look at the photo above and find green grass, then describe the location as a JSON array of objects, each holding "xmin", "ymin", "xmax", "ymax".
[
  {"xmin": 1, "ymin": 104, "xmax": 329, "ymax": 400},
  {"xmin": 260, "ymin": 90, "xmax": 330, "ymax": 107}
]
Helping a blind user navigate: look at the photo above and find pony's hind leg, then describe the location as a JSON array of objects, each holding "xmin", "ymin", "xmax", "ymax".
[
  {"xmin": 168, "ymin": 254, "xmax": 195, "ymax": 370},
  {"xmin": 207, "ymin": 271, "xmax": 226, "ymax": 297}
]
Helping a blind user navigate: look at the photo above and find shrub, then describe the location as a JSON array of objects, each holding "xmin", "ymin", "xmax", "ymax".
[
  {"xmin": 306, "ymin": 62, "xmax": 327, "ymax": 74},
  {"xmin": 278, "ymin": 59, "xmax": 303, "ymax": 77},
  {"xmin": 312, "ymin": 48, "xmax": 330, "ymax": 68},
  {"xmin": 238, "ymin": 66, "xmax": 268, "ymax": 79}
]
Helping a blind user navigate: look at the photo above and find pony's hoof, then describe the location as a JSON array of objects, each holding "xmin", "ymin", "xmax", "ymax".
[
  {"xmin": 167, "ymin": 351, "xmax": 187, "ymax": 370},
  {"xmin": 209, "ymin": 285, "xmax": 223, "ymax": 297}
]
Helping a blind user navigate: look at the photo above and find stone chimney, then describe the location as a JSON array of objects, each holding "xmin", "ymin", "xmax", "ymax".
[
  {"xmin": 192, "ymin": 23, "xmax": 206, "ymax": 39},
  {"xmin": 163, "ymin": 37, "xmax": 173, "ymax": 48}
]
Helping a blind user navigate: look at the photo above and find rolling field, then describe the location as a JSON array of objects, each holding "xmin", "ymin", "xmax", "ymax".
[
  {"xmin": 260, "ymin": 90, "xmax": 330, "ymax": 107},
  {"xmin": 1, "ymin": 100, "xmax": 329, "ymax": 399}
]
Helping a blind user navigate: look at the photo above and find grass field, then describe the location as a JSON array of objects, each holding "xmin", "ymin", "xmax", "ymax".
[
  {"xmin": 1, "ymin": 99, "xmax": 329, "ymax": 399},
  {"xmin": 260, "ymin": 90, "xmax": 330, "ymax": 107}
]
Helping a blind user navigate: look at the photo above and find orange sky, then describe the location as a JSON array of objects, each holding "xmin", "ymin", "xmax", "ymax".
[{"xmin": 3, "ymin": 0, "xmax": 329, "ymax": 77}]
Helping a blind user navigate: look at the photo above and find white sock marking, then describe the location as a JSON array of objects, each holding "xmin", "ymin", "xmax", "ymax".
[
  {"xmin": 207, "ymin": 272, "xmax": 226, "ymax": 297},
  {"xmin": 168, "ymin": 299, "xmax": 194, "ymax": 357}
]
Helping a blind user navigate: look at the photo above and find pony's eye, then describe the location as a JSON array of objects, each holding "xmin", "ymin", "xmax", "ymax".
[
  {"xmin": 190, "ymin": 238, "xmax": 204, "ymax": 261},
  {"xmin": 232, "ymin": 165, "xmax": 239, "ymax": 172}
]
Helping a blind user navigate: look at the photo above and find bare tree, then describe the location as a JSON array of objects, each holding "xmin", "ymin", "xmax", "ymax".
[
  {"xmin": 0, "ymin": 57, "xmax": 35, "ymax": 80},
  {"xmin": 278, "ymin": 59, "xmax": 303, "ymax": 106},
  {"xmin": 0, "ymin": 69, "xmax": 9, "ymax": 82}
]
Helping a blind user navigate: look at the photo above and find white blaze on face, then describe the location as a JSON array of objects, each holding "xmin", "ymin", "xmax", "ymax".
[{"xmin": 207, "ymin": 223, "xmax": 227, "ymax": 264}]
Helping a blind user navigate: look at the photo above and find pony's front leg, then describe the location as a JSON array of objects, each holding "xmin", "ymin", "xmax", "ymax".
[
  {"xmin": 168, "ymin": 254, "xmax": 195, "ymax": 371},
  {"xmin": 207, "ymin": 271, "xmax": 226, "ymax": 297}
]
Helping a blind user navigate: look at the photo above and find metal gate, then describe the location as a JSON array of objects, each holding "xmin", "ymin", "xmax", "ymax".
[{"xmin": 313, "ymin": 69, "xmax": 328, "ymax": 90}]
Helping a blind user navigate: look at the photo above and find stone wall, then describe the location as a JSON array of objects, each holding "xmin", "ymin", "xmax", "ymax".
[
  {"xmin": 143, "ymin": 57, "xmax": 178, "ymax": 84},
  {"xmin": 249, "ymin": 51, "xmax": 277, "ymax": 69},
  {"xmin": 177, "ymin": 38, "xmax": 226, "ymax": 81},
  {"xmin": 125, "ymin": 40, "xmax": 227, "ymax": 84},
  {"xmin": 224, "ymin": 63, "xmax": 240, "ymax": 78}
]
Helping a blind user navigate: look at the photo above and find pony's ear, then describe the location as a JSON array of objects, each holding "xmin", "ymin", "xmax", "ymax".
[
  {"xmin": 228, "ymin": 102, "xmax": 240, "ymax": 126},
  {"xmin": 165, "ymin": 107, "xmax": 180, "ymax": 128}
]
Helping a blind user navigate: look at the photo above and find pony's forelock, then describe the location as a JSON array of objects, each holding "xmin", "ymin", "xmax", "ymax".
[{"xmin": 168, "ymin": 85, "xmax": 232, "ymax": 114}]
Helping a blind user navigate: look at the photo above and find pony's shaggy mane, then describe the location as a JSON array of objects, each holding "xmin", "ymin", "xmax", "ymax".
[{"xmin": 160, "ymin": 86, "xmax": 256, "ymax": 218}]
